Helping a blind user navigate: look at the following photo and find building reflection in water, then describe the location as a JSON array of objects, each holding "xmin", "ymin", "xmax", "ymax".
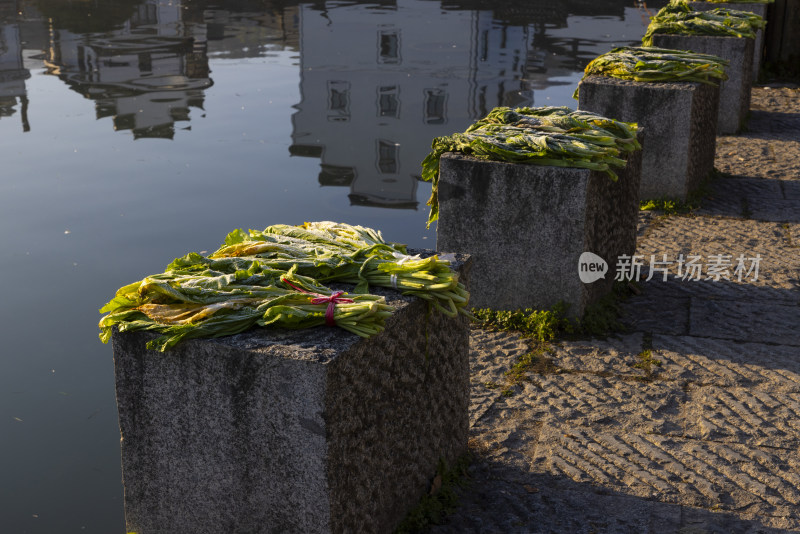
[
  {"xmin": 290, "ymin": 0, "xmax": 662, "ymax": 208},
  {"xmin": 39, "ymin": 0, "xmax": 212, "ymax": 139},
  {"xmin": 7, "ymin": 0, "xmax": 663, "ymax": 202},
  {"xmin": 291, "ymin": 0, "xmax": 533, "ymax": 208},
  {"xmin": 0, "ymin": 1, "xmax": 31, "ymax": 132},
  {"xmin": 201, "ymin": 3, "xmax": 299, "ymax": 60}
]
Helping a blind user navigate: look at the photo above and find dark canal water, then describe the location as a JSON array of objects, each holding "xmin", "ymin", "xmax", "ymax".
[{"xmin": 0, "ymin": 0, "xmax": 666, "ymax": 531}]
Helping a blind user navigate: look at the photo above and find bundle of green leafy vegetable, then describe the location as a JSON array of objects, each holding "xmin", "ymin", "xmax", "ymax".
[
  {"xmin": 642, "ymin": 0, "xmax": 767, "ymax": 46},
  {"xmin": 420, "ymin": 106, "xmax": 641, "ymax": 227},
  {"xmin": 206, "ymin": 221, "xmax": 470, "ymax": 317},
  {"xmin": 99, "ymin": 222, "xmax": 470, "ymax": 351},
  {"xmin": 573, "ymin": 46, "xmax": 729, "ymax": 98}
]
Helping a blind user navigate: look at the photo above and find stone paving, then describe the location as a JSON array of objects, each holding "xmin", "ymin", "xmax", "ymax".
[{"xmin": 431, "ymin": 86, "xmax": 800, "ymax": 534}]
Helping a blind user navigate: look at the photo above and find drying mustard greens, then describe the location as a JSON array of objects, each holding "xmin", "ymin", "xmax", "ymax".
[
  {"xmin": 99, "ymin": 222, "xmax": 470, "ymax": 351},
  {"xmin": 573, "ymin": 46, "xmax": 729, "ymax": 99},
  {"xmin": 207, "ymin": 221, "xmax": 470, "ymax": 316},
  {"xmin": 642, "ymin": 1, "xmax": 767, "ymax": 46},
  {"xmin": 421, "ymin": 106, "xmax": 641, "ymax": 227}
]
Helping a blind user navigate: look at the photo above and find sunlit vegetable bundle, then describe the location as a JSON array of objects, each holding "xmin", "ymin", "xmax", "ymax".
[
  {"xmin": 99, "ymin": 265, "xmax": 393, "ymax": 351},
  {"xmin": 204, "ymin": 221, "xmax": 470, "ymax": 318},
  {"xmin": 573, "ymin": 46, "xmax": 729, "ymax": 99},
  {"xmin": 642, "ymin": 0, "xmax": 767, "ymax": 46},
  {"xmin": 99, "ymin": 222, "xmax": 469, "ymax": 351},
  {"xmin": 420, "ymin": 106, "xmax": 641, "ymax": 226}
]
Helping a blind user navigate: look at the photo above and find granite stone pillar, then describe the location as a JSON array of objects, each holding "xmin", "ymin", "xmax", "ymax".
[
  {"xmin": 436, "ymin": 149, "xmax": 641, "ymax": 316},
  {"xmin": 578, "ymin": 75, "xmax": 719, "ymax": 200},
  {"xmin": 687, "ymin": 1, "xmax": 767, "ymax": 81},
  {"xmin": 113, "ymin": 263, "xmax": 470, "ymax": 534},
  {"xmin": 651, "ymin": 34, "xmax": 754, "ymax": 134}
]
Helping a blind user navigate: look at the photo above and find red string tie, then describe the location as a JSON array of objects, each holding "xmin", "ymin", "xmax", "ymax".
[{"xmin": 281, "ymin": 277, "xmax": 354, "ymax": 326}]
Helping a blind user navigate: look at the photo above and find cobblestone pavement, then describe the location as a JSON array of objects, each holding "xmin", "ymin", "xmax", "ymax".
[{"xmin": 431, "ymin": 86, "xmax": 800, "ymax": 534}]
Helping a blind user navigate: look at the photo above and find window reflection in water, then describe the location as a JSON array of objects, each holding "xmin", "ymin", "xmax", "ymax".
[
  {"xmin": 424, "ymin": 88, "xmax": 447, "ymax": 125},
  {"xmin": 378, "ymin": 85, "xmax": 399, "ymax": 118},
  {"xmin": 327, "ymin": 79, "xmax": 350, "ymax": 122},
  {"xmin": 377, "ymin": 139, "xmax": 399, "ymax": 174},
  {"xmin": 378, "ymin": 28, "xmax": 400, "ymax": 64}
]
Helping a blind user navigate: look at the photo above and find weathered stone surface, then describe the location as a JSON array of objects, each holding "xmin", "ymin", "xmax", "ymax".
[
  {"xmin": 529, "ymin": 425, "xmax": 800, "ymax": 521},
  {"xmin": 689, "ymin": 298, "xmax": 800, "ymax": 345},
  {"xmin": 452, "ymin": 326, "xmax": 800, "ymax": 533},
  {"xmin": 578, "ymin": 75, "xmax": 718, "ymax": 200},
  {"xmin": 715, "ymin": 135, "xmax": 800, "ymax": 180},
  {"xmin": 436, "ymin": 146, "xmax": 641, "ymax": 316},
  {"xmin": 467, "ymin": 329, "xmax": 528, "ymax": 428},
  {"xmin": 652, "ymin": 34, "xmax": 754, "ymax": 134},
  {"xmin": 113, "ymin": 262, "xmax": 471, "ymax": 534},
  {"xmin": 632, "ymin": 215, "xmax": 800, "ymax": 299},
  {"xmin": 548, "ymin": 333, "xmax": 647, "ymax": 377},
  {"xmin": 688, "ymin": 1, "xmax": 768, "ymax": 81},
  {"xmin": 433, "ymin": 466, "xmax": 689, "ymax": 534},
  {"xmin": 512, "ymin": 374, "xmax": 685, "ymax": 434},
  {"xmin": 622, "ymin": 293, "xmax": 691, "ymax": 336},
  {"xmin": 431, "ymin": 464, "xmax": 800, "ymax": 534},
  {"xmin": 714, "ymin": 87, "xmax": 800, "ymax": 182},
  {"xmin": 681, "ymin": 384, "xmax": 800, "ymax": 448},
  {"xmin": 696, "ymin": 175, "xmax": 800, "ymax": 222},
  {"xmin": 651, "ymin": 334, "xmax": 800, "ymax": 392}
]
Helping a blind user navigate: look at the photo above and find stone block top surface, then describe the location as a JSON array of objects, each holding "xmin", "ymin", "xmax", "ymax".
[
  {"xmin": 651, "ymin": 33, "xmax": 753, "ymax": 56},
  {"xmin": 581, "ymin": 74, "xmax": 704, "ymax": 91}
]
